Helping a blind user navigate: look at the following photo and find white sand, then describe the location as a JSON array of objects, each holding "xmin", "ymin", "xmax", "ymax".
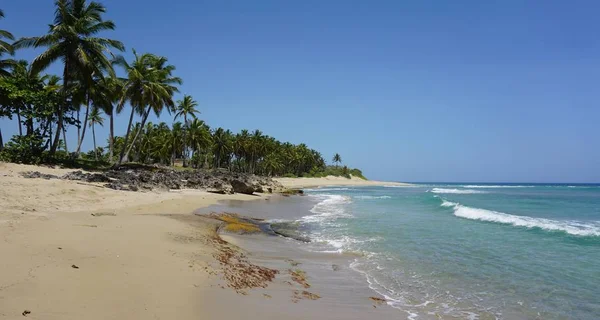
[
  {"xmin": 0, "ymin": 163, "xmax": 262, "ymax": 319},
  {"xmin": 275, "ymin": 175, "xmax": 411, "ymax": 189}
]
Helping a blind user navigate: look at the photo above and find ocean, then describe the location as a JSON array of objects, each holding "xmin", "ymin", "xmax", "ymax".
[{"xmin": 297, "ymin": 184, "xmax": 600, "ymax": 319}]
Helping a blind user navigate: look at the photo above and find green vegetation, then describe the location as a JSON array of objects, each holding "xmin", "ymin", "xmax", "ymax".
[{"xmin": 0, "ymin": 1, "xmax": 365, "ymax": 179}]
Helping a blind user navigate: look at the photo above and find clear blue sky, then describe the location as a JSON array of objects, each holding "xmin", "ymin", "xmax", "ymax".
[{"xmin": 1, "ymin": 0, "xmax": 599, "ymax": 182}]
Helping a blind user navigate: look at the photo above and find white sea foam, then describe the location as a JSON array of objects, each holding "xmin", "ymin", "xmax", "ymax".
[
  {"xmin": 462, "ymin": 185, "xmax": 534, "ymax": 188},
  {"xmin": 355, "ymin": 195, "xmax": 392, "ymax": 200},
  {"xmin": 440, "ymin": 200, "xmax": 600, "ymax": 236},
  {"xmin": 430, "ymin": 188, "xmax": 487, "ymax": 194},
  {"xmin": 300, "ymin": 194, "xmax": 353, "ymax": 223},
  {"xmin": 304, "ymin": 187, "xmax": 350, "ymax": 192}
]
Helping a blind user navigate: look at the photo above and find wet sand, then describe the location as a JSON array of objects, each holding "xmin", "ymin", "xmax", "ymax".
[{"xmin": 202, "ymin": 196, "xmax": 401, "ymax": 319}]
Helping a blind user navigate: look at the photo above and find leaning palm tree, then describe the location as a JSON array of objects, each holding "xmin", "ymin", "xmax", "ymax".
[
  {"xmin": 14, "ymin": 0, "xmax": 124, "ymax": 155},
  {"xmin": 0, "ymin": 9, "xmax": 15, "ymax": 77},
  {"xmin": 114, "ymin": 50, "xmax": 182, "ymax": 164},
  {"xmin": 333, "ymin": 153, "xmax": 342, "ymax": 168},
  {"xmin": 88, "ymin": 106, "xmax": 104, "ymax": 160},
  {"xmin": 174, "ymin": 95, "xmax": 199, "ymax": 166}
]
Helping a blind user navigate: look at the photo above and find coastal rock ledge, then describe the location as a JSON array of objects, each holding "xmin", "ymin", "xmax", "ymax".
[{"xmin": 20, "ymin": 165, "xmax": 284, "ymax": 194}]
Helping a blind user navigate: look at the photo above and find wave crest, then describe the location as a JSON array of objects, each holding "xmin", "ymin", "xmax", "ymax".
[
  {"xmin": 439, "ymin": 200, "xmax": 600, "ymax": 237},
  {"xmin": 430, "ymin": 188, "xmax": 487, "ymax": 194}
]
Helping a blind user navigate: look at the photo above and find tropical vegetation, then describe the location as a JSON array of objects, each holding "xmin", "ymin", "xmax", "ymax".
[{"xmin": 0, "ymin": 1, "xmax": 364, "ymax": 179}]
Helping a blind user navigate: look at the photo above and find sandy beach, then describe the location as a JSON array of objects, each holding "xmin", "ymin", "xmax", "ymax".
[
  {"xmin": 275, "ymin": 176, "xmax": 412, "ymax": 189},
  {"xmin": 0, "ymin": 163, "xmax": 400, "ymax": 320}
]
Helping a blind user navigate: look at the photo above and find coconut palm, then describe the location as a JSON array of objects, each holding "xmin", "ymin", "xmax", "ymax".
[
  {"xmin": 333, "ymin": 153, "xmax": 342, "ymax": 168},
  {"xmin": 174, "ymin": 95, "xmax": 199, "ymax": 123},
  {"xmin": 114, "ymin": 50, "xmax": 181, "ymax": 164},
  {"xmin": 0, "ymin": 9, "xmax": 15, "ymax": 77},
  {"xmin": 187, "ymin": 119, "xmax": 212, "ymax": 168},
  {"xmin": 91, "ymin": 75, "xmax": 123, "ymax": 162},
  {"xmin": 174, "ymin": 94, "xmax": 199, "ymax": 166},
  {"xmin": 212, "ymin": 127, "xmax": 233, "ymax": 169},
  {"xmin": 88, "ymin": 106, "xmax": 103, "ymax": 160},
  {"xmin": 14, "ymin": 0, "xmax": 124, "ymax": 155}
]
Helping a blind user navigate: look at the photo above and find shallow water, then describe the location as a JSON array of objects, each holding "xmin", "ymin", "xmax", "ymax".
[
  {"xmin": 204, "ymin": 184, "xmax": 600, "ymax": 319},
  {"xmin": 301, "ymin": 184, "xmax": 600, "ymax": 319}
]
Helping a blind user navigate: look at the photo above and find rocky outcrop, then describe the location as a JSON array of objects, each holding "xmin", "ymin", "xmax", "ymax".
[
  {"xmin": 20, "ymin": 167, "xmax": 283, "ymax": 195},
  {"xmin": 230, "ymin": 179, "xmax": 255, "ymax": 195}
]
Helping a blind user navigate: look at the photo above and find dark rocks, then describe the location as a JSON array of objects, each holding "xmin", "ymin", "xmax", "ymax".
[
  {"xmin": 230, "ymin": 179, "xmax": 255, "ymax": 195},
  {"xmin": 20, "ymin": 166, "xmax": 283, "ymax": 195},
  {"xmin": 20, "ymin": 171, "xmax": 58, "ymax": 180},
  {"xmin": 62, "ymin": 170, "xmax": 112, "ymax": 183}
]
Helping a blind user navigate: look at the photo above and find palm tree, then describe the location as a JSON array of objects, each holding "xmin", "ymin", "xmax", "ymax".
[
  {"xmin": 14, "ymin": 0, "xmax": 124, "ymax": 155},
  {"xmin": 174, "ymin": 94, "xmax": 199, "ymax": 166},
  {"xmin": 333, "ymin": 153, "xmax": 342, "ymax": 168},
  {"xmin": 0, "ymin": 9, "xmax": 15, "ymax": 77},
  {"xmin": 212, "ymin": 127, "xmax": 232, "ymax": 169},
  {"xmin": 114, "ymin": 50, "xmax": 181, "ymax": 164},
  {"xmin": 174, "ymin": 95, "xmax": 199, "ymax": 123},
  {"xmin": 93, "ymin": 75, "xmax": 123, "ymax": 162},
  {"xmin": 88, "ymin": 106, "xmax": 104, "ymax": 160},
  {"xmin": 187, "ymin": 119, "xmax": 212, "ymax": 168}
]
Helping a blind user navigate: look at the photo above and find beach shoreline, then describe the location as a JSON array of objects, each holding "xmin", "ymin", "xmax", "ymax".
[
  {"xmin": 0, "ymin": 163, "xmax": 401, "ymax": 320},
  {"xmin": 275, "ymin": 176, "xmax": 412, "ymax": 189}
]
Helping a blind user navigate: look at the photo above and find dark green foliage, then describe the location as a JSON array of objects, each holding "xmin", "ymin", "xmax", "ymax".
[{"xmin": 0, "ymin": 134, "xmax": 46, "ymax": 164}]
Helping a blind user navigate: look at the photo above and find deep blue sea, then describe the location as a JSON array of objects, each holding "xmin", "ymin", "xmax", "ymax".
[{"xmin": 299, "ymin": 184, "xmax": 600, "ymax": 319}]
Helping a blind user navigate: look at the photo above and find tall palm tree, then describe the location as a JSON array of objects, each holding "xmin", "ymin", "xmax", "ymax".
[
  {"xmin": 174, "ymin": 94, "xmax": 199, "ymax": 166},
  {"xmin": 14, "ymin": 0, "xmax": 124, "ymax": 155},
  {"xmin": 93, "ymin": 75, "xmax": 123, "ymax": 162},
  {"xmin": 333, "ymin": 153, "xmax": 342, "ymax": 168},
  {"xmin": 0, "ymin": 9, "xmax": 15, "ymax": 77},
  {"xmin": 114, "ymin": 50, "xmax": 181, "ymax": 164},
  {"xmin": 187, "ymin": 119, "xmax": 212, "ymax": 168},
  {"xmin": 88, "ymin": 106, "xmax": 103, "ymax": 160}
]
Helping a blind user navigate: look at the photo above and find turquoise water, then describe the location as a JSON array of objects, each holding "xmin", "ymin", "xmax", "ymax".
[{"xmin": 299, "ymin": 184, "xmax": 600, "ymax": 319}]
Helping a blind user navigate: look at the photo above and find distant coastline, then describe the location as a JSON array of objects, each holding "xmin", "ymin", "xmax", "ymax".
[{"xmin": 275, "ymin": 176, "xmax": 413, "ymax": 189}]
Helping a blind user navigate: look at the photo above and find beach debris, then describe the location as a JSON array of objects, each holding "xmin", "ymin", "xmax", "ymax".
[
  {"xmin": 332, "ymin": 264, "xmax": 341, "ymax": 271},
  {"xmin": 211, "ymin": 235, "xmax": 279, "ymax": 293},
  {"xmin": 370, "ymin": 296, "xmax": 387, "ymax": 305},
  {"xmin": 263, "ymin": 293, "xmax": 272, "ymax": 299},
  {"xmin": 22, "ymin": 310, "xmax": 31, "ymax": 316},
  {"xmin": 285, "ymin": 259, "xmax": 301, "ymax": 267},
  {"xmin": 292, "ymin": 290, "xmax": 321, "ymax": 302},
  {"xmin": 71, "ymin": 264, "xmax": 79, "ymax": 269},
  {"xmin": 57, "ymin": 247, "xmax": 62, "ymax": 250},
  {"xmin": 289, "ymin": 269, "xmax": 310, "ymax": 288},
  {"xmin": 91, "ymin": 212, "xmax": 116, "ymax": 217}
]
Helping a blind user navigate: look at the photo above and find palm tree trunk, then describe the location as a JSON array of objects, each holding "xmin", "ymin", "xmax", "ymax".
[
  {"xmin": 109, "ymin": 111, "xmax": 114, "ymax": 162},
  {"xmin": 50, "ymin": 62, "xmax": 69, "ymax": 155},
  {"xmin": 118, "ymin": 107, "xmax": 136, "ymax": 164},
  {"xmin": 122, "ymin": 105, "xmax": 151, "ymax": 163},
  {"xmin": 182, "ymin": 114, "xmax": 188, "ymax": 167},
  {"xmin": 75, "ymin": 95, "xmax": 90, "ymax": 156},
  {"xmin": 47, "ymin": 121, "xmax": 53, "ymax": 151},
  {"xmin": 92, "ymin": 122, "xmax": 97, "ymax": 160},
  {"xmin": 16, "ymin": 106, "xmax": 22, "ymax": 136},
  {"xmin": 62, "ymin": 122, "xmax": 69, "ymax": 153},
  {"xmin": 76, "ymin": 108, "xmax": 80, "ymax": 146}
]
